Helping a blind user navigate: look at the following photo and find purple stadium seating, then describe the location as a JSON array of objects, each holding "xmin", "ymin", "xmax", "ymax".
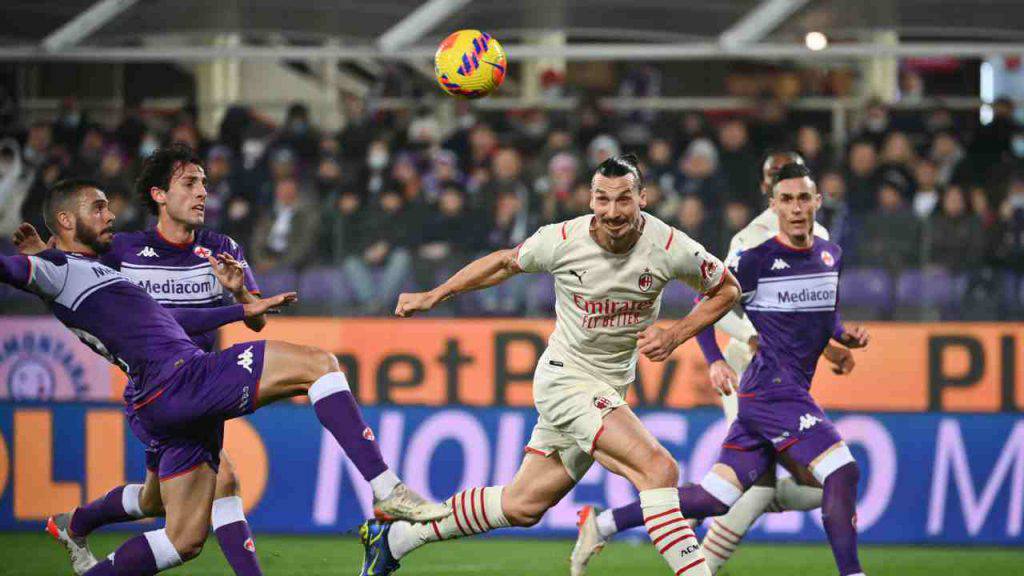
[
  {"xmin": 255, "ymin": 269, "xmax": 298, "ymax": 298},
  {"xmin": 299, "ymin": 266, "xmax": 350, "ymax": 304},
  {"xmin": 839, "ymin": 268, "xmax": 892, "ymax": 308},
  {"xmin": 895, "ymin": 268, "xmax": 966, "ymax": 307}
]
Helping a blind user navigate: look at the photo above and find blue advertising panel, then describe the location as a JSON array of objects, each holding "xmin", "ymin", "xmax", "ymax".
[{"xmin": 0, "ymin": 403, "xmax": 1021, "ymax": 544}]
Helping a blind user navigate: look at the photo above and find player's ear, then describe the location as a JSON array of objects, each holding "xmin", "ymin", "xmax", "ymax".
[
  {"xmin": 56, "ymin": 209, "xmax": 74, "ymax": 232},
  {"xmin": 150, "ymin": 186, "xmax": 166, "ymax": 208},
  {"xmin": 638, "ymin": 186, "xmax": 647, "ymax": 209}
]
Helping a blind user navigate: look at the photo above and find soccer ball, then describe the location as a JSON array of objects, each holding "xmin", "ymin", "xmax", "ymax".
[{"xmin": 434, "ymin": 30, "xmax": 507, "ymax": 98}]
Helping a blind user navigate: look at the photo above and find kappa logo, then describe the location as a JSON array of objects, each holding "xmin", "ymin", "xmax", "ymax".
[
  {"xmin": 243, "ymin": 538, "xmax": 256, "ymax": 553},
  {"xmin": 136, "ymin": 246, "xmax": 159, "ymax": 258},
  {"xmin": 193, "ymin": 245, "xmax": 212, "ymax": 259},
  {"xmin": 237, "ymin": 345, "xmax": 255, "ymax": 374},
  {"xmin": 821, "ymin": 250, "xmax": 835, "ymax": 267},
  {"xmin": 362, "ymin": 426, "xmax": 376, "ymax": 441},
  {"xmin": 798, "ymin": 413, "xmax": 822, "ymax": 432},
  {"xmin": 771, "ymin": 258, "xmax": 790, "ymax": 271}
]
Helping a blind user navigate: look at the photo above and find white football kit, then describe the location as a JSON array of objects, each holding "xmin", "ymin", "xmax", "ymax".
[{"xmin": 516, "ymin": 213, "xmax": 726, "ymax": 479}]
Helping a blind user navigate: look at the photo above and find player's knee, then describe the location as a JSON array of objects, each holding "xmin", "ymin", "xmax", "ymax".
[
  {"xmin": 500, "ymin": 493, "xmax": 550, "ymax": 527},
  {"xmin": 314, "ymin": 348, "xmax": 341, "ymax": 376},
  {"xmin": 169, "ymin": 527, "xmax": 209, "ymax": 561},
  {"xmin": 638, "ymin": 445, "xmax": 679, "ymax": 488}
]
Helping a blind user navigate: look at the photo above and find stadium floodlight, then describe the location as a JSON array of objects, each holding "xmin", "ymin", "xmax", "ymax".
[
  {"xmin": 805, "ymin": 31, "xmax": 829, "ymax": 51},
  {"xmin": 41, "ymin": 0, "xmax": 140, "ymax": 52}
]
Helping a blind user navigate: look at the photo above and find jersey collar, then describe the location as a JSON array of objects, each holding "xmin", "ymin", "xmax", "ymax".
[
  {"xmin": 153, "ymin": 226, "xmax": 195, "ymax": 250},
  {"xmin": 773, "ymin": 234, "xmax": 815, "ymax": 252}
]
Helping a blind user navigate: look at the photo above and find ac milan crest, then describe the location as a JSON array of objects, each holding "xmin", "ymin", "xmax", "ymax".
[
  {"xmin": 593, "ymin": 396, "xmax": 611, "ymax": 409},
  {"xmin": 821, "ymin": 250, "xmax": 835, "ymax": 267},
  {"xmin": 638, "ymin": 268, "xmax": 654, "ymax": 292},
  {"xmin": 700, "ymin": 258, "xmax": 718, "ymax": 282},
  {"xmin": 193, "ymin": 245, "xmax": 212, "ymax": 259}
]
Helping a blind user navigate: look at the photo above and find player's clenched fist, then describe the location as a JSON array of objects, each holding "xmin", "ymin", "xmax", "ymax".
[
  {"xmin": 395, "ymin": 291, "xmax": 442, "ymax": 317},
  {"xmin": 637, "ymin": 325, "xmax": 680, "ymax": 362}
]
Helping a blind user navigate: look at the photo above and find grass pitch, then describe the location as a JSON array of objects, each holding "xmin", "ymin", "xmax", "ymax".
[{"xmin": 2, "ymin": 532, "xmax": 1021, "ymax": 575}]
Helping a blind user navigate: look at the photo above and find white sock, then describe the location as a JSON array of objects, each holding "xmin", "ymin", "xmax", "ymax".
[
  {"xmin": 387, "ymin": 486, "xmax": 509, "ymax": 559},
  {"xmin": 596, "ymin": 509, "xmax": 618, "ymax": 538},
  {"xmin": 211, "ymin": 496, "xmax": 247, "ymax": 529},
  {"xmin": 766, "ymin": 476, "xmax": 823, "ymax": 512},
  {"xmin": 122, "ymin": 484, "xmax": 145, "ymax": 518},
  {"xmin": 640, "ymin": 487, "xmax": 709, "ymax": 576},
  {"xmin": 703, "ymin": 485, "xmax": 774, "ymax": 575},
  {"xmin": 370, "ymin": 470, "xmax": 402, "ymax": 501},
  {"xmin": 141, "ymin": 528, "xmax": 184, "ymax": 570}
]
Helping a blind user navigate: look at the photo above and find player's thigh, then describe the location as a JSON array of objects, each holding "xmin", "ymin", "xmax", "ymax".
[
  {"xmin": 591, "ymin": 406, "xmax": 678, "ymax": 490},
  {"xmin": 214, "ymin": 450, "xmax": 240, "ymax": 498},
  {"xmin": 160, "ymin": 464, "xmax": 218, "ymax": 558},
  {"xmin": 502, "ymin": 451, "xmax": 577, "ymax": 524},
  {"xmin": 258, "ymin": 340, "xmax": 340, "ymax": 406},
  {"xmin": 777, "ymin": 450, "xmax": 822, "ymax": 488}
]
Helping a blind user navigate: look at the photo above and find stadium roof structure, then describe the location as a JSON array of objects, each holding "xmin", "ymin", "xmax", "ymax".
[{"xmin": 3, "ymin": 0, "xmax": 1024, "ymax": 61}]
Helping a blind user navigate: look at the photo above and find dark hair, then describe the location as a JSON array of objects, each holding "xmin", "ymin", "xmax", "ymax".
[
  {"xmin": 771, "ymin": 162, "xmax": 813, "ymax": 191},
  {"xmin": 595, "ymin": 154, "xmax": 644, "ymax": 190},
  {"xmin": 43, "ymin": 177, "xmax": 104, "ymax": 234},
  {"xmin": 135, "ymin": 142, "xmax": 203, "ymax": 215}
]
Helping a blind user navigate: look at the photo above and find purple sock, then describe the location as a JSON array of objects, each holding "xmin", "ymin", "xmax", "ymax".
[
  {"xmin": 611, "ymin": 499, "xmax": 644, "ymax": 531},
  {"xmin": 822, "ymin": 463, "xmax": 863, "ymax": 576},
  {"xmin": 71, "ymin": 485, "xmax": 140, "ymax": 537},
  {"xmin": 106, "ymin": 533, "xmax": 159, "ymax": 576},
  {"xmin": 310, "ymin": 372, "xmax": 388, "ymax": 481},
  {"xmin": 610, "ymin": 484, "xmax": 729, "ymax": 532},
  {"xmin": 215, "ymin": 521, "xmax": 262, "ymax": 576}
]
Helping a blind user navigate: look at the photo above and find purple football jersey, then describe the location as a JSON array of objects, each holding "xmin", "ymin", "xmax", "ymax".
[
  {"xmin": 730, "ymin": 236, "xmax": 842, "ymax": 397},
  {"xmin": 102, "ymin": 228, "xmax": 259, "ymax": 352}
]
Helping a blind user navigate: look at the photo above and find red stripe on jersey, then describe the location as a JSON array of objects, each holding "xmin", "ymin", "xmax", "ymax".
[
  {"xmin": 561, "ymin": 222, "xmax": 568, "ymax": 240},
  {"xmin": 479, "ymin": 487, "xmax": 493, "ymax": 529},
  {"xmin": 132, "ymin": 387, "xmax": 167, "ymax": 410},
  {"xmin": 589, "ymin": 425, "xmax": 606, "ymax": 455},
  {"xmin": 643, "ymin": 508, "xmax": 681, "ymax": 524},
  {"xmin": 469, "ymin": 488, "xmax": 483, "ymax": 532},
  {"xmin": 524, "ymin": 446, "xmax": 551, "ymax": 457},
  {"xmin": 658, "ymin": 532, "xmax": 697, "ymax": 554},
  {"xmin": 675, "ymin": 557, "xmax": 707, "ymax": 575},
  {"xmin": 665, "ymin": 229, "xmax": 675, "ymax": 250},
  {"xmin": 737, "ymin": 392, "xmax": 756, "ymax": 398},
  {"xmin": 777, "ymin": 438, "xmax": 800, "ymax": 452},
  {"xmin": 431, "ymin": 520, "xmax": 443, "ymax": 540}
]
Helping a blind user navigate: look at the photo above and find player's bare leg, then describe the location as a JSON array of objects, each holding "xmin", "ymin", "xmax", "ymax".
[
  {"xmin": 590, "ymin": 407, "xmax": 711, "ymax": 576},
  {"xmin": 212, "ymin": 451, "xmax": 263, "ymax": 575},
  {"xmin": 80, "ymin": 465, "xmax": 217, "ymax": 575},
  {"xmin": 258, "ymin": 341, "xmax": 447, "ymax": 522}
]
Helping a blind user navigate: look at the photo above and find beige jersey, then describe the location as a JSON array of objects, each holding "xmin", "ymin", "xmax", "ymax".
[{"xmin": 516, "ymin": 212, "xmax": 726, "ymax": 386}]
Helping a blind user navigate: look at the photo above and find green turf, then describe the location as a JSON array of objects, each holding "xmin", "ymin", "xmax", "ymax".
[{"xmin": 2, "ymin": 532, "xmax": 1022, "ymax": 575}]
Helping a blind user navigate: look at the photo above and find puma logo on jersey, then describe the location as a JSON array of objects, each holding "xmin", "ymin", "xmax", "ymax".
[
  {"xmin": 798, "ymin": 413, "xmax": 822, "ymax": 431},
  {"xmin": 237, "ymin": 345, "xmax": 255, "ymax": 373},
  {"xmin": 771, "ymin": 258, "xmax": 790, "ymax": 270},
  {"xmin": 136, "ymin": 246, "xmax": 159, "ymax": 258},
  {"xmin": 569, "ymin": 269, "xmax": 587, "ymax": 285}
]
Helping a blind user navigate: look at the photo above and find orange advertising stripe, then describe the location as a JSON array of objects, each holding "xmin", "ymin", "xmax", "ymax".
[{"xmin": 220, "ymin": 320, "xmax": 1024, "ymax": 413}]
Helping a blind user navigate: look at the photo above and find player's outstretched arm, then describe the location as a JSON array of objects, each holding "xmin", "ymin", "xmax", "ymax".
[
  {"xmin": 169, "ymin": 292, "xmax": 296, "ymax": 335},
  {"xmin": 638, "ymin": 273, "xmax": 741, "ymax": 362},
  {"xmin": 0, "ymin": 254, "xmax": 31, "ymax": 287},
  {"xmin": 395, "ymin": 248, "xmax": 521, "ymax": 317}
]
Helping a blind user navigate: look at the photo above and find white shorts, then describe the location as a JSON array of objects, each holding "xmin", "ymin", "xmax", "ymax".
[{"xmin": 525, "ymin": 351, "xmax": 628, "ymax": 481}]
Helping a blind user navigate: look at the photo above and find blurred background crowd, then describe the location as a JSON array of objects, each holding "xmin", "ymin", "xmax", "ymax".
[{"xmin": 2, "ymin": 93, "xmax": 1024, "ymax": 319}]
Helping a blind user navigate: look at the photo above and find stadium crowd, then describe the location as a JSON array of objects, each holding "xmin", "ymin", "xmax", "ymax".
[{"xmin": 1, "ymin": 96, "xmax": 1023, "ymax": 318}]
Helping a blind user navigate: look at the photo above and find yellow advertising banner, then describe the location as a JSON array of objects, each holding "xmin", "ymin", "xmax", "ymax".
[{"xmin": 220, "ymin": 319, "xmax": 1024, "ymax": 413}]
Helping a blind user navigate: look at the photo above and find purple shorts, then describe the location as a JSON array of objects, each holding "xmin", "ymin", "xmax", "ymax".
[
  {"xmin": 718, "ymin": 389, "xmax": 842, "ymax": 489},
  {"xmin": 128, "ymin": 341, "xmax": 265, "ymax": 481}
]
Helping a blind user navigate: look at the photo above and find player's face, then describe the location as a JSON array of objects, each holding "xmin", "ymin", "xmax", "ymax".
[
  {"xmin": 590, "ymin": 174, "xmax": 646, "ymax": 239},
  {"xmin": 160, "ymin": 162, "xmax": 208, "ymax": 228},
  {"xmin": 771, "ymin": 177, "xmax": 820, "ymax": 241},
  {"xmin": 73, "ymin": 187, "xmax": 116, "ymax": 253}
]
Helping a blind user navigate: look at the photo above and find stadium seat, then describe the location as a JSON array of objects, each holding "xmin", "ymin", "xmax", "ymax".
[
  {"xmin": 299, "ymin": 266, "xmax": 351, "ymax": 304},
  {"xmin": 255, "ymin": 269, "xmax": 299, "ymax": 298},
  {"xmin": 895, "ymin": 268, "xmax": 965, "ymax": 307},
  {"xmin": 838, "ymin": 267, "xmax": 892, "ymax": 311}
]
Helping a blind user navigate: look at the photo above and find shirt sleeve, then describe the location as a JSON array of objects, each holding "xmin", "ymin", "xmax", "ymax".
[
  {"xmin": 668, "ymin": 229, "xmax": 726, "ymax": 294},
  {"xmin": 24, "ymin": 250, "xmax": 70, "ymax": 299},
  {"xmin": 728, "ymin": 248, "xmax": 761, "ymax": 303},
  {"xmin": 515, "ymin": 223, "xmax": 561, "ymax": 274},
  {"xmin": 0, "ymin": 254, "xmax": 31, "ymax": 287},
  {"xmin": 696, "ymin": 325, "xmax": 726, "ymax": 365},
  {"xmin": 226, "ymin": 236, "xmax": 260, "ymax": 294}
]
